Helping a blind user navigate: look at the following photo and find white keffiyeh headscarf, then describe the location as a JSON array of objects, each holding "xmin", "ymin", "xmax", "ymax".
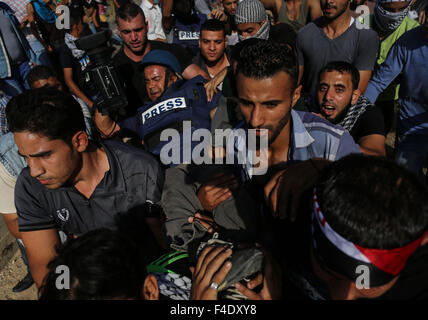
[{"xmin": 374, "ymin": 0, "xmax": 412, "ymax": 33}]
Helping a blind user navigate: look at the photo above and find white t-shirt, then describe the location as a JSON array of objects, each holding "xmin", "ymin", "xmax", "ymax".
[{"xmin": 140, "ymin": 0, "xmax": 166, "ymax": 41}]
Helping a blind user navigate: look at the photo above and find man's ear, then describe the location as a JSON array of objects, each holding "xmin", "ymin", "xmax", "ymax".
[
  {"xmin": 420, "ymin": 232, "xmax": 428, "ymax": 247},
  {"xmin": 169, "ymin": 73, "xmax": 179, "ymax": 86},
  {"xmin": 143, "ymin": 274, "xmax": 159, "ymax": 300},
  {"xmin": 291, "ymin": 85, "xmax": 302, "ymax": 108},
  {"xmin": 351, "ymin": 88, "xmax": 361, "ymax": 105},
  {"xmin": 71, "ymin": 131, "xmax": 89, "ymax": 152}
]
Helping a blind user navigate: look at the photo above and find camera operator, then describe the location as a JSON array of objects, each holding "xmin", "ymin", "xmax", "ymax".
[{"xmin": 59, "ymin": 13, "xmax": 95, "ymax": 108}]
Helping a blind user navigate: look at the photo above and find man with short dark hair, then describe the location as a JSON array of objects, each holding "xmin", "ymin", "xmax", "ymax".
[
  {"xmin": 6, "ymin": 88, "xmax": 165, "ymax": 288},
  {"xmin": 39, "ymin": 228, "xmax": 193, "ymax": 300},
  {"xmin": 296, "ymin": 0, "xmax": 379, "ymax": 109},
  {"xmin": 59, "ymin": 14, "xmax": 95, "ymax": 108},
  {"xmin": 316, "ymin": 61, "xmax": 386, "ymax": 156},
  {"xmin": 193, "ymin": 19, "xmax": 230, "ymax": 89},
  {"xmin": 232, "ymin": 40, "xmax": 361, "ymax": 180},
  {"xmin": 263, "ymin": 154, "xmax": 428, "ymax": 300},
  {"xmin": 163, "ymin": 40, "xmax": 361, "ymax": 271},
  {"xmin": 113, "ymin": 2, "xmax": 209, "ymax": 116}
]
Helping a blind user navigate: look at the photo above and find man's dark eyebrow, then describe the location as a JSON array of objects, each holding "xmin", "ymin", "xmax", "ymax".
[
  {"xmin": 238, "ymin": 97, "xmax": 253, "ymax": 104},
  {"xmin": 262, "ymin": 100, "xmax": 282, "ymax": 105},
  {"xmin": 27, "ymin": 151, "xmax": 52, "ymax": 158},
  {"xmin": 333, "ymin": 83, "xmax": 346, "ymax": 89},
  {"xmin": 121, "ymin": 27, "xmax": 144, "ymax": 32}
]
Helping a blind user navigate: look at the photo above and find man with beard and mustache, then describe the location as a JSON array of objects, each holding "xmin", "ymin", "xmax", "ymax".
[
  {"xmin": 316, "ymin": 61, "xmax": 386, "ymax": 156},
  {"xmin": 296, "ymin": 0, "xmax": 379, "ymax": 111},
  {"xmin": 161, "ymin": 42, "xmax": 360, "ymax": 280}
]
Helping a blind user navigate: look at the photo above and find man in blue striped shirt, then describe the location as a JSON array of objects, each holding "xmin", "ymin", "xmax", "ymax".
[
  {"xmin": 162, "ymin": 40, "xmax": 361, "ymax": 263},
  {"xmin": 232, "ymin": 40, "xmax": 361, "ymax": 180}
]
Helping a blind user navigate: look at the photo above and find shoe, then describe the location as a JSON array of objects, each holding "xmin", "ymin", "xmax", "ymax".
[{"xmin": 12, "ymin": 272, "xmax": 34, "ymax": 293}]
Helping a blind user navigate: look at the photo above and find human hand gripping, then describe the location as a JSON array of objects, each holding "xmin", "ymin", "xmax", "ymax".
[
  {"xmin": 204, "ymin": 67, "xmax": 228, "ymax": 102},
  {"xmin": 190, "ymin": 246, "xmax": 233, "ymax": 300},
  {"xmin": 197, "ymin": 172, "xmax": 239, "ymax": 212},
  {"xmin": 234, "ymin": 245, "xmax": 282, "ymax": 300}
]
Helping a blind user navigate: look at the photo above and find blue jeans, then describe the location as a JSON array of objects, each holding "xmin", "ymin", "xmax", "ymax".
[
  {"xmin": 0, "ymin": 61, "xmax": 31, "ymax": 96},
  {"xmin": 27, "ymin": 37, "xmax": 52, "ymax": 68},
  {"xmin": 395, "ymin": 134, "xmax": 428, "ymax": 181}
]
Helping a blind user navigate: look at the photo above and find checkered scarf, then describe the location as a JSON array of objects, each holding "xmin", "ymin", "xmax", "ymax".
[
  {"xmin": 2, "ymin": 0, "xmax": 29, "ymax": 22},
  {"xmin": 65, "ymin": 32, "xmax": 86, "ymax": 59},
  {"xmin": 338, "ymin": 96, "xmax": 373, "ymax": 132},
  {"xmin": 153, "ymin": 272, "xmax": 192, "ymax": 300}
]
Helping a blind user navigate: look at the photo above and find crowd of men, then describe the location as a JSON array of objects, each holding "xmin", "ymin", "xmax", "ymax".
[{"xmin": 0, "ymin": 0, "xmax": 427, "ymax": 300}]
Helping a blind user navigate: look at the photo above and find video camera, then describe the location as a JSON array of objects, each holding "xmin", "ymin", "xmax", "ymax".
[{"xmin": 75, "ymin": 30, "xmax": 128, "ymax": 116}]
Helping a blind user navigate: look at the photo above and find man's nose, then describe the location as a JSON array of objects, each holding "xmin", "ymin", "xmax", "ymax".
[
  {"xmin": 28, "ymin": 158, "xmax": 45, "ymax": 178},
  {"xmin": 324, "ymin": 87, "xmax": 334, "ymax": 101},
  {"xmin": 249, "ymin": 106, "xmax": 264, "ymax": 128}
]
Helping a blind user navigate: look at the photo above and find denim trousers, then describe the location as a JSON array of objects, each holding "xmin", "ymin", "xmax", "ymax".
[
  {"xmin": 395, "ymin": 133, "xmax": 428, "ymax": 181},
  {"xmin": 0, "ymin": 61, "xmax": 31, "ymax": 96}
]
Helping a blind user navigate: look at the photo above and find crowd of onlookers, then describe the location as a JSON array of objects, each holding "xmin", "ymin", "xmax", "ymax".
[{"xmin": 0, "ymin": 0, "xmax": 427, "ymax": 300}]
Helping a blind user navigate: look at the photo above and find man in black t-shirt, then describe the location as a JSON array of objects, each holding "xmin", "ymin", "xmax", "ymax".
[
  {"xmin": 94, "ymin": 3, "xmax": 209, "ymax": 137},
  {"xmin": 113, "ymin": 3, "xmax": 209, "ymax": 113},
  {"xmin": 6, "ymin": 88, "xmax": 165, "ymax": 288},
  {"xmin": 315, "ymin": 61, "xmax": 386, "ymax": 157},
  {"xmin": 59, "ymin": 14, "xmax": 95, "ymax": 108},
  {"xmin": 67, "ymin": 0, "xmax": 95, "ymax": 33}
]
